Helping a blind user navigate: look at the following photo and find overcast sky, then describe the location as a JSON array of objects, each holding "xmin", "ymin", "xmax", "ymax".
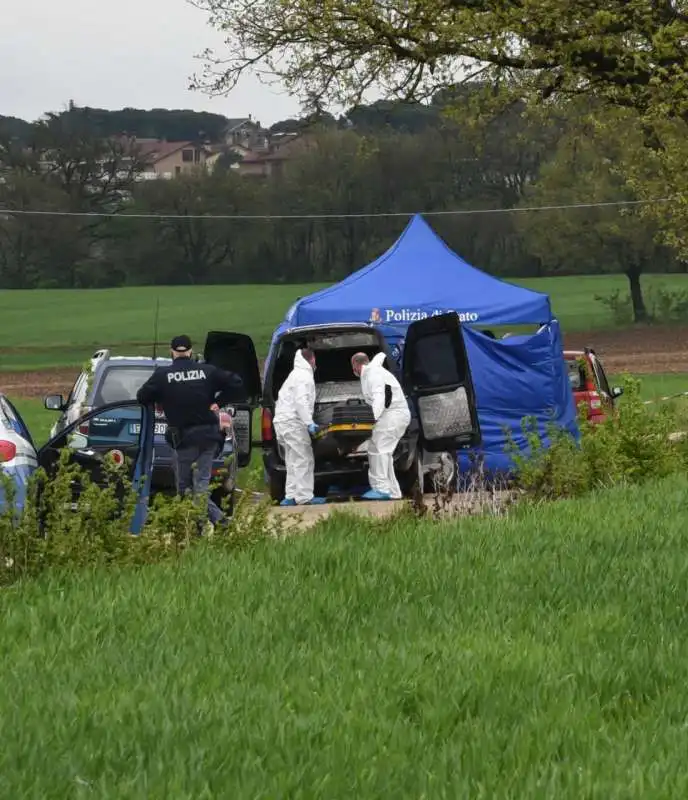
[{"xmin": 2, "ymin": 0, "xmax": 302, "ymax": 125}]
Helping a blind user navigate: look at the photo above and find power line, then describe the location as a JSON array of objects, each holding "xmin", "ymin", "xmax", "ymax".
[{"xmin": 0, "ymin": 197, "xmax": 677, "ymax": 221}]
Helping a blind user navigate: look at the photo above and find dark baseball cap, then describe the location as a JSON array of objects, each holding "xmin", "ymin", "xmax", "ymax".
[{"xmin": 170, "ymin": 334, "xmax": 192, "ymax": 352}]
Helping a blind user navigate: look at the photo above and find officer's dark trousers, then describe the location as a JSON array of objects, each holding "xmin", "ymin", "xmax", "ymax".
[{"xmin": 173, "ymin": 441, "xmax": 224, "ymax": 525}]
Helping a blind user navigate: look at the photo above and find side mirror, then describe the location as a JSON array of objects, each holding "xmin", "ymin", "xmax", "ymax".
[
  {"xmin": 67, "ymin": 432, "xmax": 89, "ymax": 451},
  {"xmin": 44, "ymin": 394, "xmax": 65, "ymax": 411},
  {"xmin": 611, "ymin": 386, "xmax": 624, "ymax": 399}
]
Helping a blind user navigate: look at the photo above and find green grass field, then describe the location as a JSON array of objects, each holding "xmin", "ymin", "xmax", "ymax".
[
  {"xmin": 1, "ymin": 274, "xmax": 686, "ymax": 371},
  {"xmin": 3, "ymin": 273, "xmax": 688, "ymax": 795},
  {"xmin": 1, "ymin": 475, "xmax": 688, "ymax": 796}
]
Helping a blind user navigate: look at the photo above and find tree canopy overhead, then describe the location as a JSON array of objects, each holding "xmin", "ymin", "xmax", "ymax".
[{"xmin": 192, "ymin": 0, "xmax": 688, "ymax": 119}]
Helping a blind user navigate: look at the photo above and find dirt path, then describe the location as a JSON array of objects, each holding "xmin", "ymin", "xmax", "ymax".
[
  {"xmin": 269, "ymin": 491, "xmax": 512, "ymax": 531},
  {"xmin": 2, "ymin": 325, "xmax": 687, "ymax": 399}
]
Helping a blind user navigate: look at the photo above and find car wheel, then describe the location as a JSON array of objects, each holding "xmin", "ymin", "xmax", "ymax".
[
  {"xmin": 267, "ymin": 468, "xmax": 286, "ymax": 503},
  {"xmin": 427, "ymin": 451, "xmax": 457, "ymax": 496},
  {"xmin": 224, "ymin": 488, "xmax": 235, "ymax": 517},
  {"xmin": 399, "ymin": 446, "xmax": 424, "ymax": 498}
]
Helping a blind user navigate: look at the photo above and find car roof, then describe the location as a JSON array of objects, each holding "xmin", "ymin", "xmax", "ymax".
[{"xmin": 96, "ymin": 356, "xmax": 172, "ymax": 369}]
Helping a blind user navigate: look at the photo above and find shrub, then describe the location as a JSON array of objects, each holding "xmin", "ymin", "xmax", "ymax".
[
  {"xmin": 646, "ymin": 284, "xmax": 688, "ymax": 323},
  {"xmin": 594, "ymin": 289, "xmax": 633, "ymax": 326},
  {"xmin": 595, "ymin": 285, "xmax": 688, "ymax": 325},
  {"xmin": 0, "ymin": 454, "xmax": 280, "ymax": 588},
  {"xmin": 512, "ymin": 375, "xmax": 687, "ymax": 501}
]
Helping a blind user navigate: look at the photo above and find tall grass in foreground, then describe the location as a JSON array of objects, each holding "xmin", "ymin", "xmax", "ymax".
[{"xmin": 2, "ymin": 475, "xmax": 688, "ymax": 797}]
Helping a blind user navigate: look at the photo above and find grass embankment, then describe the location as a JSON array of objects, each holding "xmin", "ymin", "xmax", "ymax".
[
  {"xmin": 1, "ymin": 475, "xmax": 687, "ymax": 796},
  {"xmin": 1, "ymin": 274, "xmax": 687, "ymax": 371}
]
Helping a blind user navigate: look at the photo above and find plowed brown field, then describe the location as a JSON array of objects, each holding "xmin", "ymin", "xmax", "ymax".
[{"xmin": 2, "ymin": 325, "xmax": 687, "ymax": 399}]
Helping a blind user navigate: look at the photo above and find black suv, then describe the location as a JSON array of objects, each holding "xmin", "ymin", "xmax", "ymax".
[
  {"xmin": 43, "ymin": 333, "xmax": 262, "ymax": 508},
  {"xmin": 258, "ymin": 314, "xmax": 482, "ymax": 501}
]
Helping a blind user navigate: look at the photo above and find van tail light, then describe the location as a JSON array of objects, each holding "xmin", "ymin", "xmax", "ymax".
[
  {"xmin": 261, "ymin": 408, "xmax": 273, "ymax": 443},
  {"xmin": 588, "ymin": 392, "xmax": 602, "ymax": 410},
  {"xmin": 0, "ymin": 440, "xmax": 17, "ymax": 463}
]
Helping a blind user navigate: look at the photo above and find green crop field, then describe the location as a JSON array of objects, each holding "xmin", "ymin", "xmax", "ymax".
[
  {"xmin": 1, "ymin": 273, "xmax": 687, "ymax": 371},
  {"xmin": 2, "ymin": 475, "xmax": 688, "ymax": 796}
]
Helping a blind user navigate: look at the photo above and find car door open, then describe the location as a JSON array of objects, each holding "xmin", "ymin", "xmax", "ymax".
[
  {"xmin": 36, "ymin": 400, "xmax": 155, "ymax": 533},
  {"xmin": 402, "ymin": 313, "xmax": 481, "ymax": 452},
  {"xmin": 203, "ymin": 331, "xmax": 262, "ymax": 468}
]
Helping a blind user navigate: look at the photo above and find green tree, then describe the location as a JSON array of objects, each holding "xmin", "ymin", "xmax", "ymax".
[
  {"xmin": 55, "ymin": 105, "xmax": 231, "ymax": 142},
  {"xmin": 120, "ymin": 171, "xmax": 259, "ymax": 284},
  {"xmin": 193, "ymin": 0, "xmax": 688, "ymax": 256},
  {"xmin": 518, "ymin": 110, "xmax": 674, "ymax": 322},
  {"xmin": 194, "ymin": 0, "xmax": 688, "ymax": 117},
  {"xmin": 0, "ymin": 107, "xmax": 146, "ymax": 288},
  {"xmin": 0, "ymin": 173, "xmax": 92, "ymax": 288}
]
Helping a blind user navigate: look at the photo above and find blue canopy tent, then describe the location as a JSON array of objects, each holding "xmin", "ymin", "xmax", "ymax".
[
  {"xmin": 283, "ymin": 214, "xmax": 552, "ymax": 327},
  {"xmin": 273, "ymin": 214, "xmax": 577, "ymax": 474}
]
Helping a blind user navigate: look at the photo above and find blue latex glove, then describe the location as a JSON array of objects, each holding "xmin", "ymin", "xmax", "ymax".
[{"xmin": 308, "ymin": 423, "xmax": 320, "ymax": 436}]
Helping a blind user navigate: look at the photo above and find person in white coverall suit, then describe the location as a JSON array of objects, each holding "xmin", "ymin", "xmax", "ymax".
[
  {"xmin": 352, "ymin": 352, "xmax": 411, "ymax": 500},
  {"xmin": 273, "ymin": 348, "xmax": 326, "ymax": 506}
]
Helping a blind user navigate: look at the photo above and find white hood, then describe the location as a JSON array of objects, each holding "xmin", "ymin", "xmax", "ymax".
[
  {"xmin": 360, "ymin": 351, "xmax": 406, "ymax": 420},
  {"xmin": 273, "ymin": 348, "xmax": 316, "ymax": 428},
  {"xmin": 293, "ymin": 349, "xmax": 314, "ymax": 373}
]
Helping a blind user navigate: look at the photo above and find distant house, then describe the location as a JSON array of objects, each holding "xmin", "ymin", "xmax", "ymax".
[
  {"xmin": 108, "ymin": 124, "xmax": 313, "ymax": 180},
  {"xmin": 221, "ymin": 142, "xmax": 253, "ymax": 168},
  {"xmin": 223, "ymin": 116, "xmax": 271, "ymax": 153},
  {"xmin": 234, "ymin": 133, "xmax": 313, "ymax": 178},
  {"xmin": 132, "ymin": 139, "xmax": 213, "ymax": 180}
]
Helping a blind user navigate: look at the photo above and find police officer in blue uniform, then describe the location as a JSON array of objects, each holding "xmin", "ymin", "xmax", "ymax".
[{"xmin": 136, "ymin": 334, "xmax": 243, "ymax": 528}]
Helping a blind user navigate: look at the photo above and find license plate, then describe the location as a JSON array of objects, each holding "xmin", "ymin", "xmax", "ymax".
[{"xmin": 129, "ymin": 422, "xmax": 167, "ymax": 436}]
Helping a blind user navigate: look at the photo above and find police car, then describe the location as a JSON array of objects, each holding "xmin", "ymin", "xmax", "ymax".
[
  {"xmin": 0, "ymin": 391, "xmax": 156, "ymax": 532},
  {"xmin": 0, "ymin": 395, "xmax": 39, "ymax": 511},
  {"xmin": 43, "ymin": 337, "xmax": 252, "ymax": 508},
  {"xmin": 1, "ymin": 331, "xmax": 257, "ymax": 526}
]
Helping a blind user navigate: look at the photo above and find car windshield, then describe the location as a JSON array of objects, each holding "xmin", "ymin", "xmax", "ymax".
[
  {"xmin": 93, "ymin": 366, "xmax": 156, "ymax": 405},
  {"xmin": 566, "ymin": 358, "xmax": 584, "ymax": 391}
]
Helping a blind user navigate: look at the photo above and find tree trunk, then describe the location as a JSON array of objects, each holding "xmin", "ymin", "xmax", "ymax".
[{"xmin": 625, "ymin": 268, "xmax": 648, "ymax": 323}]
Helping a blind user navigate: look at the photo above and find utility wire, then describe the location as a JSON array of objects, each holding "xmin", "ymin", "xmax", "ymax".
[{"xmin": 0, "ymin": 197, "xmax": 677, "ymax": 220}]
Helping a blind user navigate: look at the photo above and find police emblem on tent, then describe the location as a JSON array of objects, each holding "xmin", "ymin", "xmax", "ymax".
[{"xmin": 369, "ymin": 308, "xmax": 382, "ymax": 323}]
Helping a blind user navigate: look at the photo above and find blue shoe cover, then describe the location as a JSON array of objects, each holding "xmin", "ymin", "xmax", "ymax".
[
  {"xmin": 362, "ymin": 489, "xmax": 392, "ymax": 501},
  {"xmin": 306, "ymin": 497, "xmax": 327, "ymax": 505},
  {"xmin": 280, "ymin": 498, "xmax": 296, "ymax": 506}
]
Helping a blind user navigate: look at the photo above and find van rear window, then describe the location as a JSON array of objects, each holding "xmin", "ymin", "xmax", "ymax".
[{"xmin": 309, "ymin": 332, "xmax": 381, "ymax": 349}]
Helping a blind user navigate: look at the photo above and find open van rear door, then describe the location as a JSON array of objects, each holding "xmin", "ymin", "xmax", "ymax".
[
  {"xmin": 401, "ymin": 313, "xmax": 481, "ymax": 452},
  {"xmin": 203, "ymin": 331, "xmax": 262, "ymax": 468}
]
